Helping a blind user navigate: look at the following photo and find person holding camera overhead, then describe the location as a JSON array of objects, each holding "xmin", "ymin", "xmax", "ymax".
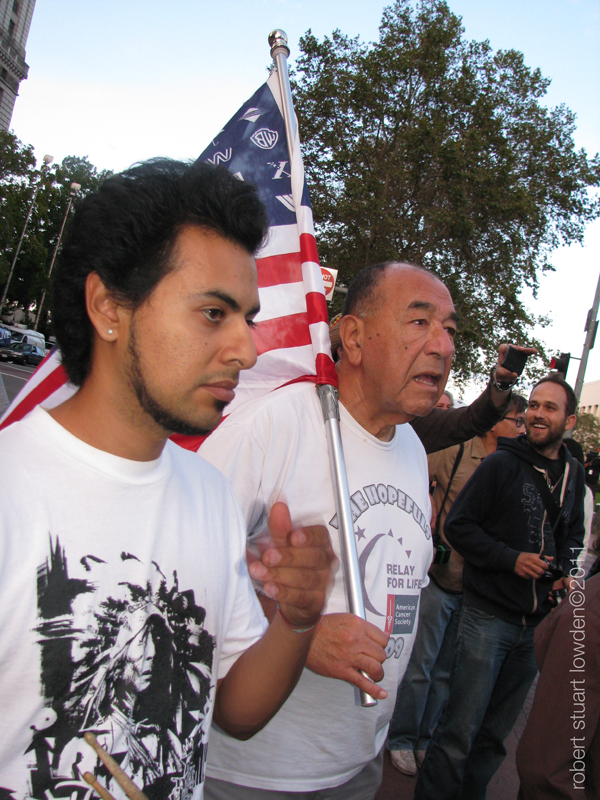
[{"xmin": 387, "ymin": 393, "xmax": 527, "ymax": 775}]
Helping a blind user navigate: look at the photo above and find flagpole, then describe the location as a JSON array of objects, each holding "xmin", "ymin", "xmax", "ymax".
[
  {"xmin": 268, "ymin": 30, "xmax": 377, "ymax": 707},
  {"xmin": 268, "ymin": 31, "xmax": 297, "ymax": 163}
]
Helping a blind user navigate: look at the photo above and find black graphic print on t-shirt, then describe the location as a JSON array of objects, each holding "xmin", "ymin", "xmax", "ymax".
[{"xmin": 23, "ymin": 536, "xmax": 215, "ymax": 800}]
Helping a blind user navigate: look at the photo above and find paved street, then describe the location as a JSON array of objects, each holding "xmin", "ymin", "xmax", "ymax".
[
  {"xmin": 375, "ymin": 683, "xmax": 534, "ymax": 800},
  {"xmin": 0, "ymin": 362, "xmax": 34, "ymax": 406}
]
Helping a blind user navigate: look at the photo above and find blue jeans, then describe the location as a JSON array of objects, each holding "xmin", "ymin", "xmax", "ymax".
[
  {"xmin": 387, "ymin": 579, "xmax": 462, "ymax": 753},
  {"xmin": 414, "ymin": 604, "xmax": 538, "ymax": 800}
]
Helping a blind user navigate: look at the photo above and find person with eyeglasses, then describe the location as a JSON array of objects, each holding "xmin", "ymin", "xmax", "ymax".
[
  {"xmin": 503, "ymin": 413, "xmax": 526, "ymax": 429},
  {"xmin": 387, "ymin": 393, "xmax": 528, "ymax": 776}
]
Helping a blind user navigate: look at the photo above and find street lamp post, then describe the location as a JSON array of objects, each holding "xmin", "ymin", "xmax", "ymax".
[
  {"xmin": 34, "ymin": 181, "xmax": 81, "ymax": 330},
  {"xmin": 0, "ymin": 154, "xmax": 54, "ymax": 315},
  {"xmin": 573, "ymin": 270, "xmax": 600, "ymax": 402}
]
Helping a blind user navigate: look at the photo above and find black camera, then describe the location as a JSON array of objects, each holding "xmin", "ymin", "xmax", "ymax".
[
  {"xmin": 542, "ymin": 558, "xmax": 567, "ymax": 603},
  {"xmin": 541, "ymin": 557, "xmax": 564, "ymax": 582},
  {"xmin": 552, "ymin": 587, "xmax": 568, "ymax": 602},
  {"xmin": 501, "ymin": 346, "xmax": 530, "ymax": 376}
]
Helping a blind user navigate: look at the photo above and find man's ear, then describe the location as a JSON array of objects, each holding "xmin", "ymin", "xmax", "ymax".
[
  {"xmin": 565, "ymin": 414, "xmax": 577, "ymax": 433},
  {"xmin": 339, "ymin": 315, "xmax": 364, "ymax": 366},
  {"xmin": 85, "ymin": 272, "xmax": 128, "ymax": 342}
]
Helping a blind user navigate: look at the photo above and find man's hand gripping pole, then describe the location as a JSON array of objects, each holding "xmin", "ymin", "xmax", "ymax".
[{"xmin": 317, "ymin": 383, "xmax": 378, "ymax": 708}]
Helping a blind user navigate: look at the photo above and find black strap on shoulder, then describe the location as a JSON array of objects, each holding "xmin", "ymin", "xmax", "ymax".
[
  {"xmin": 433, "ymin": 442, "xmax": 465, "ymax": 540},
  {"xmin": 522, "ymin": 461, "xmax": 563, "ymax": 529}
]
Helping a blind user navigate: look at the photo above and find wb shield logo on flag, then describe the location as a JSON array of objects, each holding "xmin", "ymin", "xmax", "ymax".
[{"xmin": 251, "ymin": 128, "xmax": 279, "ymax": 150}]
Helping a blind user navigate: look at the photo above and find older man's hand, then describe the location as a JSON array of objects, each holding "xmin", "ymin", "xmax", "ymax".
[
  {"xmin": 306, "ymin": 612, "xmax": 390, "ymax": 700},
  {"xmin": 248, "ymin": 502, "xmax": 338, "ymax": 630}
]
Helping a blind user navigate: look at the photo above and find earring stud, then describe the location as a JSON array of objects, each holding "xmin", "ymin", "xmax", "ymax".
[{"xmin": 107, "ymin": 329, "xmax": 113, "ymax": 335}]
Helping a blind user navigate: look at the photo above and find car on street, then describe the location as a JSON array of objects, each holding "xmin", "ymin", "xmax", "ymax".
[
  {"xmin": 2, "ymin": 342, "xmax": 46, "ymax": 366},
  {"xmin": 0, "ymin": 342, "xmax": 23, "ymax": 362}
]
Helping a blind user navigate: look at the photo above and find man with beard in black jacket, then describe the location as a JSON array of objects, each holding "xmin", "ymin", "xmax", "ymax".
[{"xmin": 415, "ymin": 374, "xmax": 585, "ymax": 800}]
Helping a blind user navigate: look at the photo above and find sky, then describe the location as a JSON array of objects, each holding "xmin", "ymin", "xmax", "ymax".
[{"xmin": 8, "ymin": 0, "xmax": 600, "ymax": 395}]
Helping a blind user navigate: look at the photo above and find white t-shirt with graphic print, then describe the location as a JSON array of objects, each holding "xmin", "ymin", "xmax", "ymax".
[
  {"xmin": 199, "ymin": 381, "xmax": 432, "ymax": 792},
  {"xmin": 0, "ymin": 407, "xmax": 267, "ymax": 800}
]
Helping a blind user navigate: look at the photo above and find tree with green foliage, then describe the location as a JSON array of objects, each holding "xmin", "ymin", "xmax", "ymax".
[
  {"xmin": 292, "ymin": 0, "xmax": 600, "ymax": 380},
  {"xmin": 574, "ymin": 412, "xmax": 600, "ymax": 456},
  {"xmin": 0, "ymin": 132, "xmax": 112, "ymax": 334},
  {"xmin": 0, "ymin": 130, "xmax": 37, "ymax": 314}
]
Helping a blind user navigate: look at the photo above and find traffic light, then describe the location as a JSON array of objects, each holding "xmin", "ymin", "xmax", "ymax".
[{"xmin": 550, "ymin": 352, "xmax": 571, "ymax": 376}]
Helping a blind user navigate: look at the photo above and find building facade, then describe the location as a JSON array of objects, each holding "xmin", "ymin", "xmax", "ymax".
[
  {"xmin": 0, "ymin": 0, "xmax": 35, "ymax": 131},
  {"xmin": 579, "ymin": 380, "xmax": 600, "ymax": 418}
]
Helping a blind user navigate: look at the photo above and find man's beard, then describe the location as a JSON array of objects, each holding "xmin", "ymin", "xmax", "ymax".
[
  {"xmin": 127, "ymin": 326, "xmax": 224, "ymax": 437},
  {"xmin": 525, "ymin": 421, "xmax": 564, "ymax": 452}
]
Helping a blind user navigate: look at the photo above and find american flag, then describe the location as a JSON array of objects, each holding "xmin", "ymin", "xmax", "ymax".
[{"xmin": 0, "ymin": 71, "xmax": 336, "ymax": 445}]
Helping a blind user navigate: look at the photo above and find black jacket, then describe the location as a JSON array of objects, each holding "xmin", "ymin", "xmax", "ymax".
[
  {"xmin": 444, "ymin": 435, "xmax": 585, "ymax": 626},
  {"xmin": 411, "ymin": 382, "xmax": 508, "ymax": 454}
]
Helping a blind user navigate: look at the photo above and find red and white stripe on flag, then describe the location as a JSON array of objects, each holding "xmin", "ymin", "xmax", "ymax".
[
  {"xmin": 205, "ymin": 70, "xmax": 336, "ymax": 416},
  {"xmin": 0, "ymin": 71, "xmax": 335, "ymax": 441},
  {"xmin": 0, "ymin": 349, "xmax": 71, "ymax": 431}
]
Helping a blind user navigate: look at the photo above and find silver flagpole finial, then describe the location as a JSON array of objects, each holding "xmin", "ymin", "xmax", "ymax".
[{"xmin": 269, "ymin": 29, "xmax": 290, "ymax": 59}]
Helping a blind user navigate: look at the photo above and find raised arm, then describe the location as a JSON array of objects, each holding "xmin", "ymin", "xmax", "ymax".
[{"xmin": 412, "ymin": 343, "xmax": 535, "ymax": 453}]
